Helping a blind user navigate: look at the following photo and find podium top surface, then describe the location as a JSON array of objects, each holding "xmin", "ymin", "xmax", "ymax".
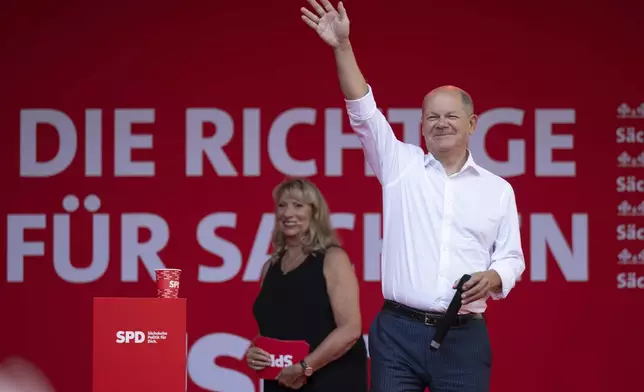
[{"xmin": 93, "ymin": 297, "xmax": 186, "ymax": 302}]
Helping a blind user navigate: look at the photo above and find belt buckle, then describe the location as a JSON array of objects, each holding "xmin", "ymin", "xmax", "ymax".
[{"xmin": 423, "ymin": 314, "xmax": 433, "ymax": 326}]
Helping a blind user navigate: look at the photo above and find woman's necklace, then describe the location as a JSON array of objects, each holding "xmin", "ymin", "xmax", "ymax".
[{"xmin": 282, "ymin": 250, "xmax": 305, "ymax": 273}]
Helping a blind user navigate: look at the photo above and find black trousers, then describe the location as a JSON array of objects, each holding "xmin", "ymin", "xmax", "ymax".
[{"xmin": 369, "ymin": 307, "xmax": 492, "ymax": 392}]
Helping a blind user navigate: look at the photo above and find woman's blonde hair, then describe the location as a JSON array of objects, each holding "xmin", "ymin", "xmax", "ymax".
[{"xmin": 270, "ymin": 178, "xmax": 339, "ymax": 261}]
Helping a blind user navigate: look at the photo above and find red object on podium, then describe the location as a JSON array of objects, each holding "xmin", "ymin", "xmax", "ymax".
[{"xmin": 93, "ymin": 298, "xmax": 187, "ymax": 392}]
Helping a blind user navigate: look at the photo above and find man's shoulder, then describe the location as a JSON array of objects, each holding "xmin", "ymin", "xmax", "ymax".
[
  {"xmin": 403, "ymin": 142, "xmax": 426, "ymax": 156},
  {"xmin": 389, "ymin": 141, "xmax": 426, "ymax": 162},
  {"xmin": 473, "ymin": 164, "xmax": 514, "ymax": 192}
]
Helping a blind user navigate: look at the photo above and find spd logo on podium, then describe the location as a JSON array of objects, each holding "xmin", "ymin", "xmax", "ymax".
[
  {"xmin": 115, "ymin": 330, "xmax": 169, "ymax": 344},
  {"xmin": 116, "ymin": 330, "xmax": 145, "ymax": 344}
]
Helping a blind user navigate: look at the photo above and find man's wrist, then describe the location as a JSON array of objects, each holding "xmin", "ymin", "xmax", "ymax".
[{"xmin": 487, "ymin": 270, "xmax": 503, "ymax": 293}]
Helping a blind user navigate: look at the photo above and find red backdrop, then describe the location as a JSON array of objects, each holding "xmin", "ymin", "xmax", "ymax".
[{"xmin": 1, "ymin": 1, "xmax": 643, "ymax": 391}]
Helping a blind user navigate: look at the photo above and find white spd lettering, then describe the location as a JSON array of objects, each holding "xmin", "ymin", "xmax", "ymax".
[
  {"xmin": 269, "ymin": 354, "xmax": 293, "ymax": 368},
  {"xmin": 616, "ymin": 224, "xmax": 644, "ymax": 241},
  {"xmin": 169, "ymin": 280, "xmax": 179, "ymax": 288},
  {"xmin": 617, "ymin": 273, "xmax": 644, "ymax": 289},
  {"xmin": 616, "ymin": 127, "xmax": 644, "ymax": 144},
  {"xmin": 616, "ymin": 176, "xmax": 644, "ymax": 193},
  {"xmin": 116, "ymin": 330, "xmax": 145, "ymax": 344},
  {"xmin": 19, "ymin": 107, "xmax": 577, "ymax": 179},
  {"xmin": 187, "ymin": 332, "xmax": 370, "ymax": 392},
  {"xmin": 7, "ymin": 208, "xmax": 588, "ymax": 284}
]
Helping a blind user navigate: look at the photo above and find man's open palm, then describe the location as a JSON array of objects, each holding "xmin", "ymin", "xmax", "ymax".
[{"xmin": 301, "ymin": 0, "xmax": 349, "ymax": 48}]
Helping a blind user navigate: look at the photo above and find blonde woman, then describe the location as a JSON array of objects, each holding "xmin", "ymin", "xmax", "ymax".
[{"xmin": 247, "ymin": 178, "xmax": 367, "ymax": 391}]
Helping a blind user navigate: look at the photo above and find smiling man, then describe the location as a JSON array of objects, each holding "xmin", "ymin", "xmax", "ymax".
[
  {"xmin": 422, "ymin": 86, "xmax": 476, "ymax": 175},
  {"xmin": 300, "ymin": 1, "xmax": 526, "ymax": 391}
]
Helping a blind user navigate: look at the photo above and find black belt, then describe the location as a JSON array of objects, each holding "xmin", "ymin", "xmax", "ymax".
[{"xmin": 383, "ymin": 300, "xmax": 483, "ymax": 327}]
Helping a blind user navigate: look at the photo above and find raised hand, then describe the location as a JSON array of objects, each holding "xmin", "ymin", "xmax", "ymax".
[{"xmin": 300, "ymin": 0, "xmax": 349, "ymax": 48}]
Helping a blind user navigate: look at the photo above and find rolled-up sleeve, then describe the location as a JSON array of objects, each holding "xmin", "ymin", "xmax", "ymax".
[
  {"xmin": 345, "ymin": 85, "xmax": 379, "ymax": 121},
  {"xmin": 488, "ymin": 183, "xmax": 526, "ymax": 300},
  {"xmin": 345, "ymin": 85, "xmax": 409, "ymax": 186}
]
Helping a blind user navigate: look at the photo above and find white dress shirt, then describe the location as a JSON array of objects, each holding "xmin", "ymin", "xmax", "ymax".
[{"xmin": 345, "ymin": 85, "xmax": 525, "ymax": 314}]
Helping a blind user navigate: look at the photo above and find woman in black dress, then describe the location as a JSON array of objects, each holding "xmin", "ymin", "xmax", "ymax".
[{"xmin": 247, "ymin": 178, "xmax": 368, "ymax": 391}]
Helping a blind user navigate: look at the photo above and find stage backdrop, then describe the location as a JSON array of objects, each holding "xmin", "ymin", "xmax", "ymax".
[{"xmin": 1, "ymin": 1, "xmax": 643, "ymax": 391}]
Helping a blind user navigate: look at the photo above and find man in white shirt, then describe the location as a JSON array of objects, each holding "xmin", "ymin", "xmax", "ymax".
[{"xmin": 301, "ymin": 1, "xmax": 525, "ymax": 391}]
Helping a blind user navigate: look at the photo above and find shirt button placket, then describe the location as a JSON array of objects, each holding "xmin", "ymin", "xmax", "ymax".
[{"xmin": 440, "ymin": 178, "xmax": 454, "ymax": 276}]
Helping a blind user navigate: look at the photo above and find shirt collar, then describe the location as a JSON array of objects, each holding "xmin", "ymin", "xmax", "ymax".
[{"xmin": 424, "ymin": 149, "xmax": 481, "ymax": 176}]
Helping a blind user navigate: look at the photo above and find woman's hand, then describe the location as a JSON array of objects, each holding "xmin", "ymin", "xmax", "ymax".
[
  {"xmin": 277, "ymin": 365, "xmax": 306, "ymax": 389},
  {"xmin": 245, "ymin": 346, "xmax": 272, "ymax": 371}
]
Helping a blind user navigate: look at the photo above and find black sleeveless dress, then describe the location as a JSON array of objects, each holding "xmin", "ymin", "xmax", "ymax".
[{"xmin": 252, "ymin": 248, "xmax": 368, "ymax": 392}]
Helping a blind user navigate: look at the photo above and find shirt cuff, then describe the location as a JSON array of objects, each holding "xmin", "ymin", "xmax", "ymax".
[
  {"xmin": 345, "ymin": 85, "xmax": 377, "ymax": 121},
  {"xmin": 488, "ymin": 262, "xmax": 516, "ymax": 300}
]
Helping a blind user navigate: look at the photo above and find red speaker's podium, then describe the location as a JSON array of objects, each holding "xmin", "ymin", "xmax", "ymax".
[{"xmin": 93, "ymin": 297, "xmax": 187, "ymax": 392}]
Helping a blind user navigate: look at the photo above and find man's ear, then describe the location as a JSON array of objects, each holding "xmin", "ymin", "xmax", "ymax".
[{"xmin": 468, "ymin": 114, "xmax": 478, "ymax": 135}]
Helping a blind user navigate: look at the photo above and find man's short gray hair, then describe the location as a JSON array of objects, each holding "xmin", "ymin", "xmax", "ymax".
[{"xmin": 459, "ymin": 90, "xmax": 474, "ymax": 116}]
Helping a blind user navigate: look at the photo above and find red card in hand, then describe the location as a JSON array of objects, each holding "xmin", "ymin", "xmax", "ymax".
[{"xmin": 253, "ymin": 336, "xmax": 310, "ymax": 379}]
